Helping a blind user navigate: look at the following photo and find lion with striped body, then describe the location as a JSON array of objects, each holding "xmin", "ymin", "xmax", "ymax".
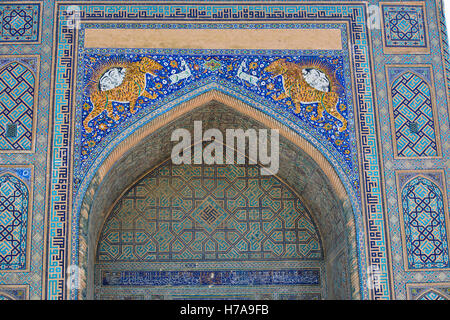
[
  {"xmin": 84, "ymin": 57, "xmax": 163, "ymax": 133},
  {"xmin": 265, "ymin": 59, "xmax": 347, "ymax": 132}
]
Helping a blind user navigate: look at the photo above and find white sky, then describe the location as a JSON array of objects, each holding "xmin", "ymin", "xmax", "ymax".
[{"xmin": 445, "ymin": 0, "xmax": 450, "ymax": 31}]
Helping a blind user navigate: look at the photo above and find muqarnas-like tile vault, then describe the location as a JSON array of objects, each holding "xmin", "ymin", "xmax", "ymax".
[{"xmin": 0, "ymin": 0, "xmax": 450, "ymax": 300}]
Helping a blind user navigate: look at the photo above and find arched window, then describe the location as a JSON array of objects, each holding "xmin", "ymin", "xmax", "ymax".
[
  {"xmin": 417, "ymin": 289, "xmax": 448, "ymax": 300},
  {"xmin": 401, "ymin": 176, "xmax": 449, "ymax": 269},
  {"xmin": 391, "ymin": 72, "xmax": 438, "ymax": 157},
  {"xmin": 0, "ymin": 62, "xmax": 35, "ymax": 151},
  {"xmin": 0, "ymin": 173, "xmax": 29, "ymax": 270}
]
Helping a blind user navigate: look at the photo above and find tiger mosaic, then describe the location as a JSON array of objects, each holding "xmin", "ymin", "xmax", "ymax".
[
  {"xmin": 84, "ymin": 57, "xmax": 163, "ymax": 133},
  {"xmin": 265, "ymin": 59, "xmax": 347, "ymax": 132}
]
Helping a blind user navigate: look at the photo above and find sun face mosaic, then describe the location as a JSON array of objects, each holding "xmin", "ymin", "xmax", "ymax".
[{"xmin": 77, "ymin": 53, "xmax": 355, "ymax": 181}]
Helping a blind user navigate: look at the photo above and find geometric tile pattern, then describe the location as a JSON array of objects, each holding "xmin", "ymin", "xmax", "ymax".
[
  {"xmin": 96, "ymin": 288, "xmax": 322, "ymax": 301},
  {"xmin": 191, "ymin": 196, "xmax": 228, "ymax": 234},
  {"xmin": 391, "ymin": 72, "xmax": 438, "ymax": 157},
  {"xmin": 97, "ymin": 161, "xmax": 323, "ymax": 262},
  {"xmin": 401, "ymin": 176, "xmax": 449, "ymax": 269},
  {"xmin": 79, "ymin": 53, "xmax": 352, "ymax": 171},
  {"xmin": 382, "ymin": 4, "xmax": 427, "ymax": 49},
  {"xmin": 0, "ymin": 4, "xmax": 41, "ymax": 43},
  {"xmin": 0, "ymin": 62, "xmax": 35, "ymax": 151},
  {"xmin": 0, "ymin": 172, "xmax": 29, "ymax": 270},
  {"xmin": 0, "ymin": 0, "xmax": 449, "ymax": 302},
  {"xmin": 95, "ymin": 160, "xmax": 324, "ymax": 300}
]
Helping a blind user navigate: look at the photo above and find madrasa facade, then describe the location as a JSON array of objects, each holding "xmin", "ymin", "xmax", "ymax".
[{"xmin": 0, "ymin": 0, "xmax": 450, "ymax": 300}]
